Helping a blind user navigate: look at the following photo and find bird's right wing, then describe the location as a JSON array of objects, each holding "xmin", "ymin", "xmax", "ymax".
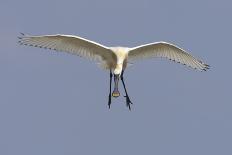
[
  {"xmin": 18, "ymin": 33, "xmax": 116, "ymax": 65},
  {"xmin": 128, "ymin": 42, "xmax": 209, "ymax": 71}
]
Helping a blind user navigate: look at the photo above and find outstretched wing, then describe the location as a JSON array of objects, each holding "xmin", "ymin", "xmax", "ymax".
[
  {"xmin": 18, "ymin": 33, "xmax": 116, "ymax": 66},
  {"xmin": 128, "ymin": 42, "xmax": 209, "ymax": 71}
]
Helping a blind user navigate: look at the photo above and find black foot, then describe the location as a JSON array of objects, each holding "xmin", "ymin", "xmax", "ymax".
[
  {"xmin": 124, "ymin": 95, "xmax": 133, "ymax": 110},
  {"xmin": 108, "ymin": 95, "xmax": 111, "ymax": 109}
]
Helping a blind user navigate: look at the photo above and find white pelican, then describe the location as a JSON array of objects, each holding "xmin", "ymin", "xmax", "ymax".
[{"xmin": 18, "ymin": 33, "xmax": 209, "ymax": 110}]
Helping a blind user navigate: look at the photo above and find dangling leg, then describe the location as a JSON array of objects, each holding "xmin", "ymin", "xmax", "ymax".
[
  {"xmin": 121, "ymin": 70, "xmax": 133, "ymax": 110},
  {"xmin": 108, "ymin": 70, "xmax": 113, "ymax": 109}
]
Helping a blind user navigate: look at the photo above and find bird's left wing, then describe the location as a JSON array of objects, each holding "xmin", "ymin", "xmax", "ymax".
[
  {"xmin": 128, "ymin": 42, "xmax": 209, "ymax": 71},
  {"xmin": 18, "ymin": 33, "xmax": 116, "ymax": 63}
]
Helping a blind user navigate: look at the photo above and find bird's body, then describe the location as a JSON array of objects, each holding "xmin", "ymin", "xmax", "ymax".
[
  {"xmin": 109, "ymin": 47, "xmax": 129, "ymax": 74},
  {"xmin": 18, "ymin": 33, "xmax": 209, "ymax": 110}
]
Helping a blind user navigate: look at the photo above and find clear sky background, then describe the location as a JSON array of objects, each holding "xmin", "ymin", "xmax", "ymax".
[{"xmin": 1, "ymin": 0, "xmax": 231, "ymax": 155}]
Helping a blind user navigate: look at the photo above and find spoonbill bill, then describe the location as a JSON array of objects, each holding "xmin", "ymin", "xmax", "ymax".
[{"xmin": 18, "ymin": 33, "xmax": 209, "ymax": 110}]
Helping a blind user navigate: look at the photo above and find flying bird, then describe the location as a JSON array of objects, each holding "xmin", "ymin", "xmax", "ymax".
[{"xmin": 18, "ymin": 33, "xmax": 209, "ymax": 110}]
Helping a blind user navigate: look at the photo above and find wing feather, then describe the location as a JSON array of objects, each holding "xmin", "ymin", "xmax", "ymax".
[
  {"xmin": 128, "ymin": 42, "xmax": 209, "ymax": 71},
  {"xmin": 18, "ymin": 34, "xmax": 116, "ymax": 66}
]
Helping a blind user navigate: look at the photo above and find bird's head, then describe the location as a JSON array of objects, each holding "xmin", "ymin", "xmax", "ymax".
[
  {"xmin": 113, "ymin": 64, "xmax": 123, "ymax": 75},
  {"xmin": 112, "ymin": 64, "xmax": 123, "ymax": 98}
]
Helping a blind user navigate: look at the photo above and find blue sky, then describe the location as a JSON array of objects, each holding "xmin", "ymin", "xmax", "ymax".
[{"xmin": 0, "ymin": 0, "xmax": 232, "ymax": 155}]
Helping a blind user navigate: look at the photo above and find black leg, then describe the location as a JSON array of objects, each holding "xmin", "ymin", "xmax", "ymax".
[
  {"xmin": 108, "ymin": 70, "xmax": 113, "ymax": 109},
  {"xmin": 121, "ymin": 70, "xmax": 133, "ymax": 110}
]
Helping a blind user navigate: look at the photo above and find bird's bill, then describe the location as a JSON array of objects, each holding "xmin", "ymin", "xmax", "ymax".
[{"xmin": 112, "ymin": 74, "xmax": 120, "ymax": 98}]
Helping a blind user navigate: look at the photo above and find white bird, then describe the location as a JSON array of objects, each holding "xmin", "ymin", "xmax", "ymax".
[{"xmin": 18, "ymin": 33, "xmax": 209, "ymax": 110}]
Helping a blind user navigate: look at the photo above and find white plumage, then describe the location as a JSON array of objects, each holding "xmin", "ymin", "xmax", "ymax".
[
  {"xmin": 18, "ymin": 33, "xmax": 209, "ymax": 109},
  {"xmin": 18, "ymin": 34, "xmax": 209, "ymax": 72}
]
